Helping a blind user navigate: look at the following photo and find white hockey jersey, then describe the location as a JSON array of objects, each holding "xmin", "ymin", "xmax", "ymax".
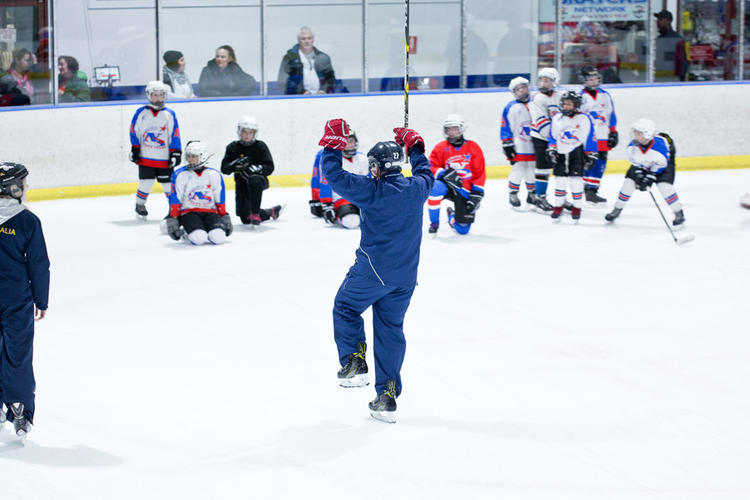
[
  {"xmin": 548, "ymin": 112, "xmax": 597, "ymax": 155},
  {"xmin": 500, "ymin": 100, "xmax": 535, "ymax": 160},
  {"xmin": 168, "ymin": 166, "xmax": 226, "ymax": 217},
  {"xmin": 529, "ymin": 90, "xmax": 561, "ymax": 141},
  {"xmin": 580, "ymin": 88, "xmax": 617, "ymax": 150},
  {"xmin": 324, "ymin": 152, "xmax": 370, "ymax": 207},
  {"xmin": 625, "ymin": 136, "xmax": 670, "ymax": 174},
  {"xmin": 130, "ymin": 106, "xmax": 181, "ymax": 168}
]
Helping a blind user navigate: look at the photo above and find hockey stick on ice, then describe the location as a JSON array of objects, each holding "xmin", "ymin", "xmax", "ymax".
[
  {"xmin": 648, "ymin": 188, "xmax": 695, "ymax": 245},
  {"xmin": 403, "ymin": 0, "xmax": 410, "ymax": 164}
]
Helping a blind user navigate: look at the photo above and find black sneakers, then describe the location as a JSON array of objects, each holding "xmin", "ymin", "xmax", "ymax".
[
  {"xmin": 368, "ymin": 379, "xmax": 397, "ymax": 423},
  {"xmin": 338, "ymin": 341, "xmax": 369, "ymax": 388}
]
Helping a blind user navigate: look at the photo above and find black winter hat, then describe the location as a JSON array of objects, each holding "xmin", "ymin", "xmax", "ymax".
[{"xmin": 163, "ymin": 50, "xmax": 183, "ymax": 66}]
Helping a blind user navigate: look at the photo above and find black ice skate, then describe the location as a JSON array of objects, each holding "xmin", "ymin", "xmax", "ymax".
[
  {"xmin": 672, "ymin": 209, "xmax": 685, "ymax": 227},
  {"xmin": 605, "ymin": 207, "xmax": 622, "ymax": 222},
  {"xmin": 338, "ymin": 341, "xmax": 369, "ymax": 388},
  {"xmin": 509, "ymin": 191, "xmax": 522, "ymax": 210},
  {"xmin": 563, "ymin": 201, "xmax": 574, "ymax": 211},
  {"xmin": 10, "ymin": 402, "xmax": 29, "ymax": 438},
  {"xmin": 135, "ymin": 203, "xmax": 148, "ymax": 220},
  {"xmin": 526, "ymin": 192, "xmax": 537, "ymax": 206},
  {"xmin": 551, "ymin": 206, "xmax": 563, "ymax": 220},
  {"xmin": 585, "ymin": 187, "xmax": 607, "ymax": 204},
  {"xmin": 368, "ymin": 379, "xmax": 397, "ymax": 424},
  {"xmin": 428, "ymin": 222, "xmax": 439, "ymax": 234},
  {"xmin": 269, "ymin": 204, "xmax": 285, "ymax": 221},
  {"xmin": 534, "ymin": 195, "xmax": 553, "ymax": 214}
]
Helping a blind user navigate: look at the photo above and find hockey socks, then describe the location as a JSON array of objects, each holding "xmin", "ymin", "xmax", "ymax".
[
  {"xmin": 135, "ymin": 179, "xmax": 153, "ymax": 205},
  {"xmin": 656, "ymin": 182, "xmax": 683, "ymax": 213}
]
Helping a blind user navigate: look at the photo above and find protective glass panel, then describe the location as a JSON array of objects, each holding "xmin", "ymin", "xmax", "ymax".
[
  {"xmin": 0, "ymin": 1, "xmax": 52, "ymax": 107},
  {"xmin": 559, "ymin": 0, "xmax": 649, "ymax": 84},
  {"xmin": 55, "ymin": 1, "xmax": 156, "ymax": 102},
  {"xmin": 266, "ymin": 1, "xmax": 362, "ymax": 95},
  {"xmin": 466, "ymin": 0, "xmax": 536, "ymax": 89},
  {"xmin": 160, "ymin": 1, "xmax": 261, "ymax": 98},
  {"xmin": 367, "ymin": 0, "xmax": 460, "ymax": 92},
  {"xmin": 677, "ymin": 0, "xmax": 742, "ymax": 81}
]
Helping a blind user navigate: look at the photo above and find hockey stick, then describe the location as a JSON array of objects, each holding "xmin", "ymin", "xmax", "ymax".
[
  {"xmin": 403, "ymin": 0, "xmax": 410, "ymax": 164},
  {"xmin": 648, "ymin": 188, "xmax": 694, "ymax": 245}
]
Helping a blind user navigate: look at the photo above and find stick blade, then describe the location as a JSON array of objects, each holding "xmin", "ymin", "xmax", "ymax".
[{"xmin": 676, "ymin": 233, "xmax": 695, "ymax": 245}]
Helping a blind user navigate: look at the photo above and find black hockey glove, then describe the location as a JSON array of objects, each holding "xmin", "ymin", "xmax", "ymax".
[
  {"xmin": 247, "ymin": 164, "xmax": 264, "ymax": 175},
  {"xmin": 309, "ymin": 200, "xmax": 323, "ymax": 217},
  {"xmin": 634, "ymin": 169, "xmax": 657, "ymax": 191},
  {"xmin": 545, "ymin": 148, "xmax": 559, "ymax": 165},
  {"xmin": 607, "ymin": 130, "xmax": 619, "ymax": 149},
  {"xmin": 129, "ymin": 146, "xmax": 140, "ymax": 164},
  {"xmin": 165, "ymin": 216, "xmax": 182, "ymax": 241},
  {"xmin": 220, "ymin": 214, "xmax": 233, "ymax": 236},
  {"xmin": 503, "ymin": 144, "xmax": 517, "ymax": 164},
  {"xmin": 465, "ymin": 189, "xmax": 484, "ymax": 214},
  {"xmin": 229, "ymin": 156, "xmax": 251, "ymax": 172},
  {"xmin": 322, "ymin": 203, "xmax": 336, "ymax": 224},
  {"xmin": 584, "ymin": 152, "xmax": 599, "ymax": 170},
  {"xmin": 169, "ymin": 150, "xmax": 182, "ymax": 168},
  {"xmin": 441, "ymin": 169, "xmax": 464, "ymax": 194}
]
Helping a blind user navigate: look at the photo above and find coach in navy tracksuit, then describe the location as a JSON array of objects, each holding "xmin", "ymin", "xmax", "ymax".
[
  {"xmin": 0, "ymin": 162, "xmax": 50, "ymax": 433},
  {"xmin": 319, "ymin": 119, "xmax": 433, "ymax": 416}
]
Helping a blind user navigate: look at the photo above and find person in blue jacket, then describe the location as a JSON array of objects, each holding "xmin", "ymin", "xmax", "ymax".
[
  {"xmin": 0, "ymin": 162, "xmax": 50, "ymax": 438},
  {"xmin": 318, "ymin": 119, "xmax": 433, "ymax": 423}
]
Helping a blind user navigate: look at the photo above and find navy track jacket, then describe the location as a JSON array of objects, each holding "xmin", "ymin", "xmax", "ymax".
[
  {"xmin": 0, "ymin": 206, "xmax": 50, "ymax": 310},
  {"xmin": 321, "ymin": 147, "xmax": 434, "ymax": 287}
]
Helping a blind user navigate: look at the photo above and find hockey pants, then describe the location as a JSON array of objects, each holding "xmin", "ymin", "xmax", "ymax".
[
  {"xmin": 235, "ymin": 174, "xmax": 271, "ymax": 222},
  {"xmin": 0, "ymin": 300, "xmax": 36, "ymax": 423},
  {"xmin": 333, "ymin": 271, "xmax": 415, "ymax": 397}
]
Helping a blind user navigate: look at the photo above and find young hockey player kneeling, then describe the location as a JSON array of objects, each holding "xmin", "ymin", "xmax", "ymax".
[
  {"xmin": 165, "ymin": 141, "xmax": 232, "ymax": 245},
  {"xmin": 605, "ymin": 119, "xmax": 685, "ymax": 227},
  {"xmin": 546, "ymin": 90, "xmax": 598, "ymax": 221}
]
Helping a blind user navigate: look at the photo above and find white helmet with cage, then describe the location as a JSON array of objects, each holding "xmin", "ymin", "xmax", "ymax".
[
  {"xmin": 537, "ymin": 67, "xmax": 559, "ymax": 87},
  {"xmin": 508, "ymin": 76, "xmax": 530, "ymax": 102},
  {"xmin": 145, "ymin": 80, "xmax": 168, "ymax": 109},
  {"xmin": 184, "ymin": 140, "xmax": 210, "ymax": 170},
  {"xmin": 237, "ymin": 115, "xmax": 259, "ymax": 138},
  {"xmin": 442, "ymin": 114, "xmax": 465, "ymax": 138},
  {"xmin": 631, "ymin": 118, "xmax": 656, "ymax": 144}
]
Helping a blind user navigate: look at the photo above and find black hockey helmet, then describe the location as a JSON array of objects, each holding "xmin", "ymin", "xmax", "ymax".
[
  {"xmin": 580, "ymin": 66, "xmax": 600, "ymax": 88},
  {"xmin": 367, "ymin": 141, "xmax": 403, "ymax": 176},
  {"xmin": 0, "ymin": 161, "xmax": 29, "ymax": 200},
  {"xmin": 559, "ymin": 90, "xmax": 582, "ymax": 116}
]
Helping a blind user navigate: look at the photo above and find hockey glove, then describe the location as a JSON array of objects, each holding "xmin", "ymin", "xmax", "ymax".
[
  {"xmin": 607, "ymin": 130, "xmax": 619, "ymax": 149},
  {"xmin": 319, "ymin": 119, "xmax": 349, "ymax": 150},
  {"xmin": 545, "ymin": 148, "xmax": 559, "ymax": 165},
  {"xmin": 503, "ymin": 144, "xmax": 517, "ymax": 164},
  {"xmin": 169, "ymin": 150, "xmax": 182, "ymax": 168},
  {"xmin": 393, "ymin": 127, "xmax": 425, "ymax": 155},
  {"xmin": 322, "ymin": 203, "xmax": 336, "ymax": 224},
  {"xmin": 465, "ymin": 189, "xmax": 484, "ymax": 214},
  {"xmin": 220, "ymin": 214, "xmax": 233, "ymax": 236},
  {"xmin": 229, "ymin": 156, "xmax": 251, "ymax": 172},
  {"xmin": 441, "ymin": 169, "xmax": 464, "ymax": 194},
  {"xmin": 635, "ymin": 169, "xmax": 657, "ymax": 191},
  {"xmin": 129, "ymin": 146, "xmax": 140, "ymax": 164},
  {"xmin": 165, "ymin": 216, "xmax": 182, "ymax": 241},
  {"xmin": 309, "ymin": 199, "xmax": 323, "ymax": 217},
  {"xmin": 247, "ymin": 164, "xmax": 264, "ymax": 175},
  {"xmin": 584, "ymin": 152, "xmax": 599, "ymax": 170}
]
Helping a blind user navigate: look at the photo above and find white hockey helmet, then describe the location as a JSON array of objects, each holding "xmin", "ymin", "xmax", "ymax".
[
  {"xmin": 442, "ymin": 114, "xmax": 465, "ymax": 137},
  {"xmin": 537, "ymin": 67, "xmax": 559, "ymax": 87},
  {"xmin": 343, "ymin": 128, "xmax": 359, "ymax": 159},
  {"xmin": 508, "ymin": 76, "xmax": 529, "ymax": 93},
  {"xmin": 145, "ymin": 80, "xmax": 167, "ymax": 107},
  {"xmin": 237, "ymin": 115, "xmax": 259, "ymax": 137},
  {"xmin": 631, "ymin": 118, "xmax": 656, "ymax": 143},
  {"xmin": 184, "ymin": 140, "xmax": 210, "ymax": 169}
]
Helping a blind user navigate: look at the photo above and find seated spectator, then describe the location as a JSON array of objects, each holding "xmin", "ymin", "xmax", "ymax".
[
  {"xmin": 58, "ymin": 56, "xmax": 90, "ymax": 102},
  {"xmin": 197, "ymin": 45, "xmax": 256, "ymax": 97},
  {"xmin": 162, "ymin": 50, "xmax": 195, "ymax": 99},
  {"xmin": 277, "ymin": 26, "xmax": 335, "ymax": 95},
  {"xmin": 0, "ymin": 48, "xmax": 35, "ymax": 104}
]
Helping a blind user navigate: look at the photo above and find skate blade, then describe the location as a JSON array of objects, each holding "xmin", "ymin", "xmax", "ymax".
[
  {"xmin": 675, "ymin": 233, "xmax": 695, "ymax": 245},
  {"xmin": 135, "ymin": 214, "xmax": 147, "ymax": 221},
  {"xmin": 535, "ymin": 208, "xmax": 552, "ymax": 215},
  {"xmin": 339, "ymin": 374, "xmax": 369, "ymax": 388},
  {"xmin": 369, "ymin": 409, "xmax": 396, "ymax": 424},
  {"xmin": 510, "ymin": 205, "xmax": 527, "ymax": 212}
]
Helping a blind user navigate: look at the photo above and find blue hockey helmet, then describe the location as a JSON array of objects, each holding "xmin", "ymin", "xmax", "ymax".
[
  {"xmin": 367, "ymin": 141, "xmax": 403, "ymax": 176},
  {"xmin": 0, "ymin": 161, "xmax": 29, "ymax": 200}
]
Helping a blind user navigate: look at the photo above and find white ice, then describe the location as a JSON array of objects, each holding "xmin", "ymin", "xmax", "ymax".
[{"xmin": 1, "ymin": 169, "xmax": 749, "ymax": 500}]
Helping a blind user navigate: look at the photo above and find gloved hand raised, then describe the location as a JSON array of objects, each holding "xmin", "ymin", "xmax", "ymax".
[
  {"xmin": 319, "ymin": 119, "xmax": 349, "ymax": 150},
  {"xmin": 393, "ymin": 127, "xmax": 425, "ymax": 154}
]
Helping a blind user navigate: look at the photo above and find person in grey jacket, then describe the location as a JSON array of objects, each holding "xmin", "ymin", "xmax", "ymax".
[
  {"xmin": 162, "ymin": 50, "xmax": 195, "ymax": 99},
  {"xmin": 277, "ymin": 27, "xmax": 335, "ymax": 95}
]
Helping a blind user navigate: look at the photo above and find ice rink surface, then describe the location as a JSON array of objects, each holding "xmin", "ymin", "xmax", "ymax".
[{"xmin": 1, "ymin": 169, "xmax": 749, "ymax": 500}]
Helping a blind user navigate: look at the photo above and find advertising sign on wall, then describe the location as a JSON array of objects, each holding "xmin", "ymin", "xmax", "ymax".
[{"xmin": 561, "ymin": 0, "xmax": 648, "ymax": 22}]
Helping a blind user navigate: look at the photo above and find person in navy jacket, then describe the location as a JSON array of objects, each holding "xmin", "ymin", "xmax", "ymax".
[
  {"xmin": 0, "ymin": 162, "xmax": 50, "ymax": 438},
  {"xmin": 318, "ymin": 119, "xmax": 433, "ymax": 423}
]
